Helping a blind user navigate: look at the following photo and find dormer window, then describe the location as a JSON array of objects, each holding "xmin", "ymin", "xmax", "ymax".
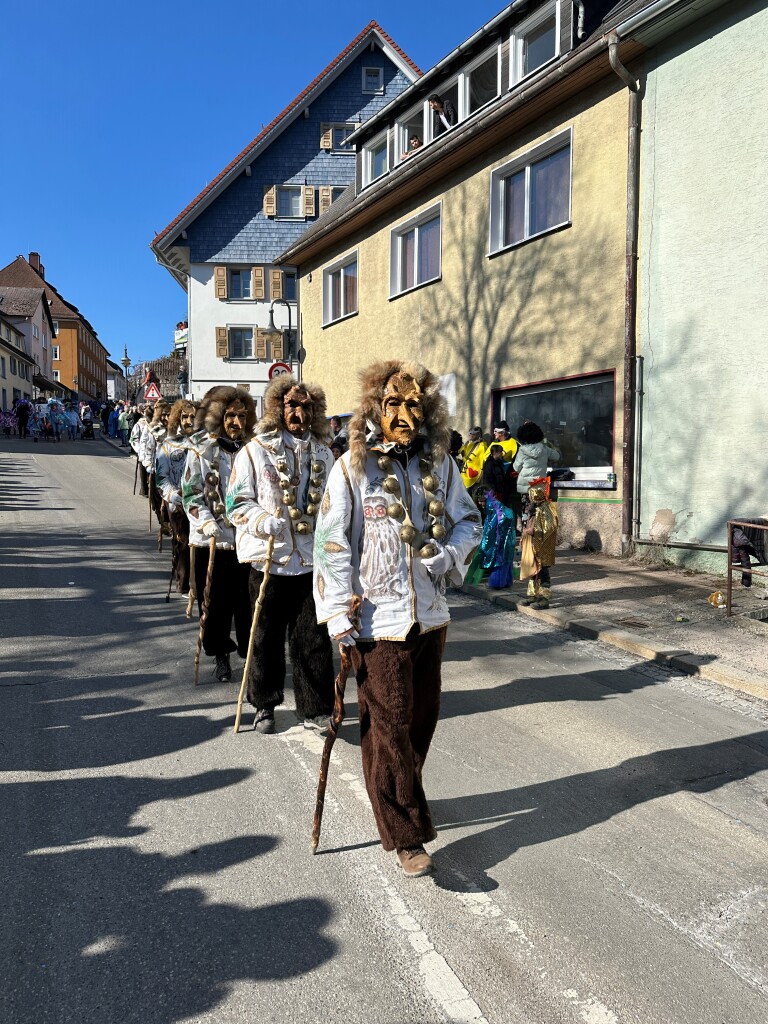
[
  {"xmin": 511, "ymin": 1, "xmax": 560, "ymax": 85},
  {"xmin": 363, "ymin": 131, "xmax": 389, "ymax": 186}
]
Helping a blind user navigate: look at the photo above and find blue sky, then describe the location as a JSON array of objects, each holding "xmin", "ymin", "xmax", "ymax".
[{"xmin": 1, "ymin": 0, "xmax": 498, "ymax": 365}]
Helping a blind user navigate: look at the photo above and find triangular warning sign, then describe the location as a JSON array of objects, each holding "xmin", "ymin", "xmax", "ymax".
[{"xmin": 144, "ymin": 382, "xmax": 162, "ymax": 401}]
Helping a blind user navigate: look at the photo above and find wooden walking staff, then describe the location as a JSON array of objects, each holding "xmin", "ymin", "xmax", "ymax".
[
  {"xmin": 233, "ymin": 532, "xmax": 276, "ymax": 734},
  {"xmin": 193, "ymin": 536, "xmax": 217, "ymax": 686},
  {"xmin": 311, "ymin": 594, "xmax": 362, "ymax": 854},
  {"xmin": 186, "ymin": 546, "xmax": 197, "ymax": 619}
]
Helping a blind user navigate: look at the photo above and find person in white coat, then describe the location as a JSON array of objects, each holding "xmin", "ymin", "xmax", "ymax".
[
  {"xmin": 313, "ymin": 360, "xmax": 482, "ymax": 877},
  {"xmin": 156, "ymin": 399, "xmax": 197, "ymax": 595},
  {"xmin": 227, "ymin": 376, "xmax": 335, "ymax": 734}
]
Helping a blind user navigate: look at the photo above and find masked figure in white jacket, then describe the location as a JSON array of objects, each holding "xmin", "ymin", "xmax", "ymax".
[
  {"xmin": 183, "ymin": 387, "xmax": 255, "ymax": 682},
  {"xmin": 130, "ymin": 407, "xmax": 153, "ymax": 497},
  {"xmin": 156, "ymin": 399, "xmax": 197, "ymax": 595},
  {"xmin": 313, "ymin": 361, "xmax": 482, "ymax": 878},
  {"xmin": 143, "ymin": 401, "xmax": 172, "ymax": 531},
  {"xmin": 227, "ymin": 376, "xmax": 335, "ymax": 735}
]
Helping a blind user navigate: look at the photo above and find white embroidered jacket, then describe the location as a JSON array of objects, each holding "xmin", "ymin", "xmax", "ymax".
[
  {"xmin": 156, "ymin": 433, "xmax": 191, "ymax": 508},
  {"xmin": 313, "ymin": 444, "xmax": 482, "ymax": 641},
  {"xmin": 226, "ymin": 429, "xmax": 333, "ymax": 576},
  {"xmin": 182, "ymin": 430, "xmax": 240, "ymax": 550},
  {"xmin": 141, "ymin": 424, "xmax": 167, "ymax": 473},
  {"xmin": 129, "ymin": 419, "xmax": 147, "ymax": 454}
]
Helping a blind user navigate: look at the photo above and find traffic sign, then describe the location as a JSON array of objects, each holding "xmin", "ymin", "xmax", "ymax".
[
  {"xmin": 268, "ymin": 362, "xmax": 292, "ymax": 379},
  {"xmin": 144, "ymin": 382, "xmax": 162, "ymax": 401}
]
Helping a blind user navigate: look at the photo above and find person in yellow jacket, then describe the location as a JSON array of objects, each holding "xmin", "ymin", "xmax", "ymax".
[{"xmin": 459, "ymin": 426, "xmax": 487, "ymax": 490}]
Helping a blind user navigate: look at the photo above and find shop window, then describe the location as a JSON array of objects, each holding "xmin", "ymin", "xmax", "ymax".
[
  {"xmin": 323, "ymin": 253, "xmax": 358, "ymax": 326},
  {"xmin": 390, "ymin": 205, "xmax": 441, "ymax": 297},
  {"xmin": 511, "ymin": 1, "xmax": 560, "ymax": 85}
]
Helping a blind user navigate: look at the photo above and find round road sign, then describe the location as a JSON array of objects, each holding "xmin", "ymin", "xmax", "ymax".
[{"xmin": 268, "ymin": 362, "xmax": 292, "ymax": 379}]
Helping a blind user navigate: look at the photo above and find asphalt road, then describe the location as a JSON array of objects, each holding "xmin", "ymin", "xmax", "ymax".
[{"xmin": 2, "ymin": 434, "xmax": 768, "ymax": 1024}]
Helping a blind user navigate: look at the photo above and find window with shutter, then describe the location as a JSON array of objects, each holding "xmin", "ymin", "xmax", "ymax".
[
  {"xmin": 215, "ymin": 327, "xmax": 229, "ymax": 358},
  {"xmin": 319, "ymin": 186, "xmax": 332, "ymax": 215},
  {"xmin": 252, "ymin": 266, "xmax": 265, "ymax": 300},
  {"xmin": 263, "ymin": 185, "xmax": 277, "ymax": 217},
  {"xmin": 255, "ymin": 330, "xmax": 268, "ymax": 360},
  {"xmin": 271, "ymin": 335, "xmax": 284, "ymax": 360},
  {"xmin": 302, "ymin": 186, "xmax": 316, "ymax": 218},
  {"xmin": 214, "ymin": 266, "xmax": 228, "ymax": 300},
  {"xmin": 270, "ymin": 269, "xmax": 284, "ymax": 300},
  {"xmin": 320, "ymin": 124, "xmax": 332, "ymax": 150}
]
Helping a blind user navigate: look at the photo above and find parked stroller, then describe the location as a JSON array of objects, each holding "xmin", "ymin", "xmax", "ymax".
[{"xmin": 82, "ymin": 419, "xmax": 95, "ymax": 440}]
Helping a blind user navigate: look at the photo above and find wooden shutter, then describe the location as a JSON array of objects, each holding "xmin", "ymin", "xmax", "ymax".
[
  {"xmin": 319, "ymin": 186, "xmax": 332, "ymax": 215},
  {"xmin": 270, "ymin": 269, "xmax": 283, "ymax": 300},
  {"xmin": 214, "ymin": 266, "xmax": 228, "ymax": 300},
  {"xmin": 271, "ymin": 334, "xmax": 284, "ymax": 360},
  {"xmin": 302, "ymin": 186, "xmax": 316, "ymax": 218},
  {"xmin": 251, "ymin": 266, "xmax": 265, "ymax": 300},
  {"xmin": 215, "ymin": 327, "xmax": 229, "ymax": 358},
  {"xmin": 255, "ymin": 329, "xmax": 268, "ymax": 360},
  {"xmin": 320, "ymin": 123, "xmax": 332, "ymax": 150},
  {"xmin": 263, "ymin": 185, "xmax": 276, "ymax": 217}
]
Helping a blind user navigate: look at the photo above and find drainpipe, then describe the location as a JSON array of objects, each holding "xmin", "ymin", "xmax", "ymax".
[
  {"xmin": 574, "ymin": 2, "xmax": 586, "ymax": 39},
  {"xmin": 608, "ymin": 31, "xmax": 640, "ymax": 557}
]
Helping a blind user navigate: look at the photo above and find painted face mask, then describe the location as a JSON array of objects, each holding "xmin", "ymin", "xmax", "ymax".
[
  {"xmin": 380, "ymin": 372, "xmax": 424, "ymax": 447},
  {"xmin": 180, "ymin": 409, "xmax": 196, "ymax": 435},
  {"xmin": 283, "ymin": 387, "xmax": 313, "ymax": 437},
  {"xmin": 223, "ymin": 401, "xmax": 247, "ymax": 440}
]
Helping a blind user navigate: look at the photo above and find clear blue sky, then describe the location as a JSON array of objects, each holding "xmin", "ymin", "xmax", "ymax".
[{"xmin": 1, "ymin": 0, "xmax": 498, "ymax": 365}]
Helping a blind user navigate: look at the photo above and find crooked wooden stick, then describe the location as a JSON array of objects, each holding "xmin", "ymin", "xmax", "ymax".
[
  {"xmin": 193, "ymin": 536, "xmax": 217, "ymax": 686},
  {"xmin": 233, "ymin": 534, "xmax": 276, "ymax": 734}
]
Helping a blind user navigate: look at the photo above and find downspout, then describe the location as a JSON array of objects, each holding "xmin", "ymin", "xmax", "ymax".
[
  {"xmin": 608, "ymin": 31, "xmax": 640, "ymax": 557},
  {"xmin": 574, "ymin": 2, "xmax": 586, "ymax": 40}
]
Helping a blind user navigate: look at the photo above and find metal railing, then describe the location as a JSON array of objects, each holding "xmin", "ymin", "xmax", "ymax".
[{"xmin": 726, "ymin": 520, "xmax": 768, "ymax": 617}]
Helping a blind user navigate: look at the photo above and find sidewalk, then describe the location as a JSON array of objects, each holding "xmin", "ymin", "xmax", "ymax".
[
  {"xmin": 463, "ymin": 548, "xmax": 768, "ymax": 701},
  {"xmin": 100, "ymin": 426, "xmax": 132, "ymax": 454}
]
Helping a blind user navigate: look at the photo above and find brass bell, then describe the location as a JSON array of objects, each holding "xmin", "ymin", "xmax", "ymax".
[
  {"xmin": 419, "ymin": 543, "xmax": 438, "ymax": 559},
  {"xmin": 205, "ymin": 472, "xmax": 218, "ymax": 486},
  {"xmin": 289, "ymin": 507, "xmax": 302, "ymax": 521},
  {"xmin": 214, "ymin": 502, "xmax": 227, "ymax": 517},
  {"xmin": 310, "ymin": 476, "xmax": 321, "ymax": 487},
  {"xmin": 283, "ymin": 491, "xmax": 296, "ymax": 506},
  {"xmin": 383, "ymin": 476, "xmax": 400, "ymax": 494},
  {"xmin": 399, "ymin": 524, "xmax": 417, "ymax": 544},
  {"xmin": 422, "ymin": 474, "xmax": 438, "ymax": 493},
  {"xmin": 311, "ymin": 461, "xmax": 324, "ymax": 474},
  {"xmin": 431, "ymin": 523, "xmax": 447, "ymax": 540},
  {"xmin": 377, "ymin": 455, "xmax": 392, "ymax": 471},
  {"xmin": 419, "ymin": 458, "xmax": 431, "ymax": 470},
  {"xmin": 306, "ymin": 503, "xmax": 317, "ymax": 516},
  {"xmin": 296, "ymin": 521, "xmax": 312, "ymax": 535},
  {"xmin": 428, "ymin": 499, "xmax": 445, "ymax": 517},
  {"xmin": 276, "ymin": 459, "xmax": 288, "ymax": 473},
  {"xmin": 387, "ymin": 502, "xmax": 405, "ymax": 520},
  {"xmin": 309, "ymin": 490, "xmax": 322, "ymax": 503}
]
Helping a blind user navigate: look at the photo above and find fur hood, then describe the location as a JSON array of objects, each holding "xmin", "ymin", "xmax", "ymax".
[
  {"xmin": 194, "ymin": 386, "xmax": 256, "ymax": 438},
  {"xmin": 256, "ymin": 375, "xmax": 328, "ymax": 441},
  {"xmin": 347, "ymin": 360, "xmax": 450, "ymax": 479},
  {"xmin": 167, "ymin": 399, "xmax": 196, "ymax": 437}
]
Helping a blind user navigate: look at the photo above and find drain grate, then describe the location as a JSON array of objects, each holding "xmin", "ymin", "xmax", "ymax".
[{"xmin": 614, "ymin": 617, "xmax": 650, "ymax": 629}]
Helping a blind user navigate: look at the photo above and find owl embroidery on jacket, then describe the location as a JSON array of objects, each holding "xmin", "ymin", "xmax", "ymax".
[{"xmin": 359, "ymin": 495, "xmax": 404, "ymax": 604}]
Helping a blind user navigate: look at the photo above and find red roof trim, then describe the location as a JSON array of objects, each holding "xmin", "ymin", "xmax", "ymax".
[{"xmin": 151, "ymin": 22, "xmax": 421, "ymax": 248}]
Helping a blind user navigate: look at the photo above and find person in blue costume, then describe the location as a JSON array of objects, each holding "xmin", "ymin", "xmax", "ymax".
[{"xmin": 466, "ymin": 487, "xmax": 516, "ymax": 589}]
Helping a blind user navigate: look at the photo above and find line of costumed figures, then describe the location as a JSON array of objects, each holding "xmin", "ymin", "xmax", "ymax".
[{"xmin": 128, "ymin": 361, "xmax": 552, "ymax": 878}]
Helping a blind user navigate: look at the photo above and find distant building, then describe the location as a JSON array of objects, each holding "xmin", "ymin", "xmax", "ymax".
[
  {"xmin": 150, "ymin": 21, "xmax": 419, "ymax": 413},
  {"xmin": 106, "ymin": 359, "xmax": 128, "ymax": 401},
  {"xmin": 0, "ymin": 253, "xmax": 109, "ymax": 404},
  {"xmin": 0, "ymin": 313, "xmax": 35, "ymax": 409},
  {"xmin": 0, "ymin": 283, "xmax": 60, "ymax": 398}
]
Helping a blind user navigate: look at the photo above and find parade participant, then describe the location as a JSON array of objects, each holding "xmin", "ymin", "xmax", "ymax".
[
  {"xmin": 131, "ymin": 407, "xmax": 153, "ymax": 497},
  {"xmin": 313, "ymin": 360, "xmax": 481, "ymax": 877},
  {"xmin": 520, "ymin": 479, "xmax": 558, "ymax": 609},
  {"xmin": 459, "ymin": 426, "xmax": 487, "ymax": 492},
  {"xmin": 156, "ymin": 400, "xmax": 197, "ymax": 595},
  {"xmin": 183, "ymin": 386, "xmax": 254, "ymax": 682},
  {"xmin": 143, "ymin": 401, "xmax": 172, "ymax": 530},
  {"xmin": 227, "ymin": 376, "xmax": 335, "ymax": 734}
]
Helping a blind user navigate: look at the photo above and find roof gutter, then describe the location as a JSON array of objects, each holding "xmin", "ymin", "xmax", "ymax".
[
  {"xmin": 346, "ymin": 0, "xmax": 530, "ymax": 145},
  {"xmin": 614, "ymin": 0, "xmax": 698, "ymax": 37}
]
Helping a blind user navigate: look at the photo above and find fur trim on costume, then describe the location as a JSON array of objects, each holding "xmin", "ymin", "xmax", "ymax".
[
  {"xmin": 167, "ymin": 399, "xmax": 197, "ymax": 436},
  {"xmin": 194, "ymin": 386, "xmax": 256, "ymax": 438},
  {"xmin": 151, "ymin": 401, "xmax": 172, "ymax": 426},
  {"xmin": 256, "ymin": 375, "xmax": 328, "ymax": 441},
  {"xmin": 348, "ymin": 361, "xmax": 450, "ymax": 480}
]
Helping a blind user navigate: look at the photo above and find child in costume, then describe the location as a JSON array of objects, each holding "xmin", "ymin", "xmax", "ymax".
[{"xmin": 520, "ymin": 479, "xmax": 558, "ymax": 609}]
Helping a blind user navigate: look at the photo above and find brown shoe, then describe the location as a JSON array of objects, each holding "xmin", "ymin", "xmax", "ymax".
[{"xmin": 396, "ymin": 846, "xmax": 434, "ymax": 877}]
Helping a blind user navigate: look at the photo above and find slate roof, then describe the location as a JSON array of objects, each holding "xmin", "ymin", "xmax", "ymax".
[
  {"xmin": 151, "ymin": 21, "xmax": 422, "ymax": 249},
  {"xmin": 0, "ymin": 286, "xmax": 47, "ymax": 319}
]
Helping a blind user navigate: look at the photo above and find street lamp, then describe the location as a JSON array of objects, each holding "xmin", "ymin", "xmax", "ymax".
[
  {"xmin": 121, "ymin": 346, "xmax": 131, "ymax": 402},
  {"xmin": 263, "ymin": 299, "xmax": 292, "ymax": 362}
]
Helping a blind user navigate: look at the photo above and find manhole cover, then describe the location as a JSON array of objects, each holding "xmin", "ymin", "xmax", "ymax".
[{"xmin": 614, "ymin": 617, "xmax": 650, "ymax": 629}]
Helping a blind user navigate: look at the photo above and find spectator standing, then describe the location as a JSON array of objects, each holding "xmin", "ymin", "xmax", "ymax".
[
  {"xmin": 117, "ymin": 405, "xmax": 131, "ymax": 447},
  {"xmin": 16, "ymin": 399, "xmax": 29, "ymax": 439},
  {"xmin": 513, "ymin": 421, "xmax": 560, "ymax": 521},
  {"xmin": 482, "ymin": 443, "xmax": 516, "ymax": 509},
  {"xmin": 429, "ymin": 93, "xmax": 457, "ymax": 137}
]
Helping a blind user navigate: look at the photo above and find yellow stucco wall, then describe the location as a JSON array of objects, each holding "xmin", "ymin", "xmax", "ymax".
[{"xmin": 299, "ymin": 77, "xmax": 630, "ymax": 552}]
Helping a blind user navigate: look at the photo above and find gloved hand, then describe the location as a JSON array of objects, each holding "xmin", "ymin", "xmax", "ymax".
[
  {"xmin": 327, "ymin": 612, "xmax": 359, "ymax": 647},
  {"xmin": 259, "ymin": 516, "xmax": 284, "ymax": 538},
  {"xmin": 421, "ymin": 543, "xmax": 454, "ymax": 577},
  {"xmin": 201, "ymin": 520, "xmax": 221, "ymax": 538}
]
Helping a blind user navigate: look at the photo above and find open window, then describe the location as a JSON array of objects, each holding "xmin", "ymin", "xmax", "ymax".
[
  {"xmin": 462, "ymin": 44, "xmax": 501, "ymax": 117},
  {"xmin": 428, "ymin": 80, "xmax": 459, "ymax": 142},
  {"xmin": 395, "ymin": 104, "xmax": 427, "ymax": 163},
  {"xmin": 511, "ymin": 1, "xmax": 560, "ymax": 86},
  {"xmin": 363, "ymin": 131, "xmax": 389, "ymax": 186}
]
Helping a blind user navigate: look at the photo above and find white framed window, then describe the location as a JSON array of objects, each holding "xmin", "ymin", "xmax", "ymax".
[
  {"xmin": 228, "ymin": 268, "xmax": 252, "ymax": 299},
  {"xmin": 323, "ymin": 252, "xmax": 358, "ymax": 326},
  {"xmin": 363, "ymin": 131, "xmax": 389, "ymax": 186},
  {"xmin": 52, "ymin": 345, "xmax": 60, "ymax": 360},
  {"xmin": 32, "ymin": 324, "xmax": 39, "ymax": 339},
  {"xmin": 284, "ymin": 272, "xmax": 297, "ymax": 302},
  {"xmin": 43, "ymin": 331, "xmax": 48, "ymax": 348},
  {"xmin": 489, "ymin": 130, "xmax": 572, "ymax": 254},
  {"xmin": 511, "ymin": 1, "xmax": 560, "ymax": 86},
  {"xmin": 52, "ymin": 320, "xmax": 58, "ymax": 335},
  {"xmin": 427, "ymin": 81, "xmax": 459, "ymax": 142},
  {"xmin": 461, "ymin": 44, "xmax": 501, "ymax": 117},
  {"xmin": 362, "ymin": 66, "xmax": 384, "ymax": 94},
  {"xmin": 0, "ymin": 357, "xmax": 5, "ymax": 378},
  {"xmin": 10, "ymin": 357, "xmax": 17, "ymax": 375},
  {"xmin": 276, "ymin": 185, "xmax": 302, "ymax": 219},
  {"xmin": 395, "ymin": 103, "xmax": 427, "ymax": 163},
  {"xmin": 331, "ymin": 124, "xmax": 355, "ymax": 152},
  {"xmin": 229, "ymin": 327, "xmax": 253, "ymax": 359},
  {"xmin": 390, "ymin": 204, "xmax": 442, "ymax": 298},
  {"xmin": 53, "ymin": 369, "xmax": 60, "ymax": 382}
]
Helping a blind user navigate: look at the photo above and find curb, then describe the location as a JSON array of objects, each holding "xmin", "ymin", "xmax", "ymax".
[
  {"xmin": 461, "ymin": 584, "xmax": 768, "ymax": 703},
  {"xmin": 100, "ymin": 431, "xmax": 132, "ymax": 455}
]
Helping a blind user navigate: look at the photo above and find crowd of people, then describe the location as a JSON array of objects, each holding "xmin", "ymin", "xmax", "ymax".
[
  {"xmin": 118, "ymin": 365, "xmax": 567, "ymax": 879},
  {"xmin": 1, "ymin": 396, "xmax": 96, "ymax": 442}
]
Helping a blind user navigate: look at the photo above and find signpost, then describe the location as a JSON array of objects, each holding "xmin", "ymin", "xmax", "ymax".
[
  {"xmin": 144, "ymin": 382, "xmax": 162, "ymax": 401},
  {"xmin": 268, "ymin": 362, "xmax": 292, "ymax": 379}
]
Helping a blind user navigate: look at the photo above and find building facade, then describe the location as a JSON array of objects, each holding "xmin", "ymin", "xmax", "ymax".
[
  {"xmin": 0, "ymin": 314, "xmax": 35, "ymax": 409},
  {"xmin": 0, "ymin": 283, "xmax": 60, "ymax": 397},
  {"xmin": 151, "ymin": 22, "xmax": 419, "ymax": 414}
]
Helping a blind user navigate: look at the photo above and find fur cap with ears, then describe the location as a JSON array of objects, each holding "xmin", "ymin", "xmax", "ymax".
[
  {"xmin": 347, "ymin": 360, "xmax": 450, "ymax": 479},
  {"xmin": 256, "ymin": 374, "xmax": 328, "ymax": 441},
  {"xmin": 151, "ymin": 401, "xmax": 172, "ymax": 426},
  {"xmin": 194, "ymin": 386, "xmax": 256, "ymax": 438},
  {"xmin": 167, "ymin": 399, "xmax": 197, "ymax": 436}
]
